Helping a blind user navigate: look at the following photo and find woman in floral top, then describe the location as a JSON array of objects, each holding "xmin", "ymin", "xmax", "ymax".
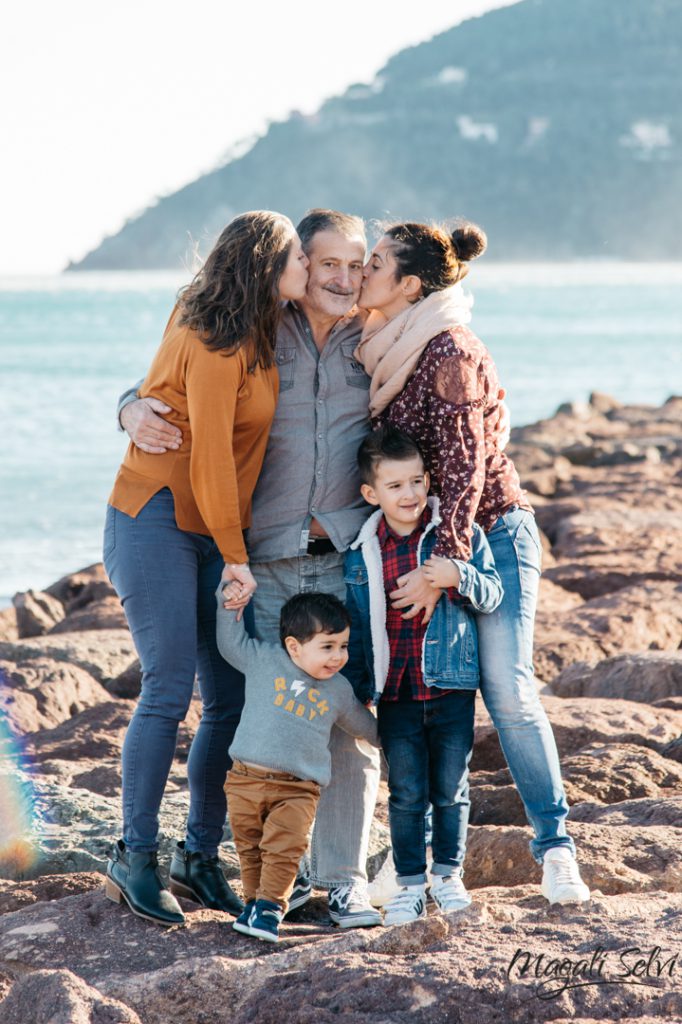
[{"xmin": 355, "ymin": 220, "xmax": 590, "ymax": 905}]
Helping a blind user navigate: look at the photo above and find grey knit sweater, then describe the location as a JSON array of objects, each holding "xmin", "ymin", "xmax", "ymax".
[{"xmin": 216, "ymin": 604, "xmax": 379, "ymax": 787}]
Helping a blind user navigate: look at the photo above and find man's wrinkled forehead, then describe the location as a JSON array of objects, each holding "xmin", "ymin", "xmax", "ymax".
[{"xmin": 306, "ymin": 229, "xmax": 366, "ymax": 263}]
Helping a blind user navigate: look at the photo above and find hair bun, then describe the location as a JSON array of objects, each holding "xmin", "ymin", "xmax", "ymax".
[{"xmin": 450, "ymin": 221, "xmax": 487, "ymax": 262}]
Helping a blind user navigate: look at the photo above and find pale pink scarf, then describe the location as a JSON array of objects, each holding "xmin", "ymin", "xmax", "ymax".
[{"xmin": 354, "ymin": 284, "xmax": 473, "ymax": 417}]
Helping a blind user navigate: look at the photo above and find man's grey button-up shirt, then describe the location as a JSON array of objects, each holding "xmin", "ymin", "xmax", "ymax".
[{"xmin": 247, "ymin": 303, "xmax": 372, "ymax": 564}]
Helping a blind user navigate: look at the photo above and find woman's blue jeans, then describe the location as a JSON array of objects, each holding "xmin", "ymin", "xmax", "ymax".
[
  {"xmin": 103, "ymin": 489, "xmax": 245, "ymax": 854},
  {"xmin": 378, "ymin": 690, "xmax": 475, "ymax": 885},
  {"xmin": 477, "ymin": 507, "xmax": 573, "ymax": 863}
]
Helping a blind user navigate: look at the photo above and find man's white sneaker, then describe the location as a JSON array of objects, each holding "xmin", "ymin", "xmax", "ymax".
[
  {"xmin": 367, "ymin": 851, "xmax": 401, "ymax": 908},
  {"xmin": 541, "ymin": 848, "xmax": 590, "ymax": 905},
  {"xmin": 382, "ymin": 884, "xmax": 427, "ymax": 926},
  {"xmin": 429, "ymin": 873, "xmax": 471, "ymax": 913}
]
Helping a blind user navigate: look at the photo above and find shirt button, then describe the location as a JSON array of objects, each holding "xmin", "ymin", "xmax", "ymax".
[{"xmin": 318, "ymin": 433, "xmax": 323, "ymax": 439}]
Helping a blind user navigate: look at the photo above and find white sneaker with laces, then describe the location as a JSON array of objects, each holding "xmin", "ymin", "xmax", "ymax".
[
  {"xmin": 328, "ymin": 882, "xmax": 382, "ymax": 928},
  {"xmin": 429, "ymin": 873, "xmax": 471, "ymax": 913},
  {"xmin": 369, "ymin": 847, "xmax": 434, "ymax": 908},
  {"xmin": 382, "ymin": 884, "xmax": 427, "ymax": 926},
  {"xmin": 541, "ymin": 848, "xmax": 590, "ymax": 905}
]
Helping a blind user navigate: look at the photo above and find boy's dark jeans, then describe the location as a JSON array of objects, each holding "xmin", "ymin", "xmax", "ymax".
[{"xmin": 378, "ymin": 690, "xmax": 475, "ymax": 885}]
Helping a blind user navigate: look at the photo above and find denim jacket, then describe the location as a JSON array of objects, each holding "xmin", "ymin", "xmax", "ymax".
[{"xmin": 343, "ymin": 498, "xmax": 503, "ymax": 704}]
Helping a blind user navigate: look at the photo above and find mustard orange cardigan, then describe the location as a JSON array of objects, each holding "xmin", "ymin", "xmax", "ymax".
[{"xmin": 109, "ymin": 306, "xmax": 278, "ymax": 564}]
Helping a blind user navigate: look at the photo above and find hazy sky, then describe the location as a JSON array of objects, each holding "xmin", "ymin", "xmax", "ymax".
[{"xmin": 6, "ymin": 0, "xmax": 522, "ymax": 275}]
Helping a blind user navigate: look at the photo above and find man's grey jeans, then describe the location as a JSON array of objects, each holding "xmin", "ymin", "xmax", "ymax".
[{"xmin": 250, "ymin": 551, "xmax": 380, "ymax": 888}]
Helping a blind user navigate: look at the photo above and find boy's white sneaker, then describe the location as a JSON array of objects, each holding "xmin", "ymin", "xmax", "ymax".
[
  {"xmin": 429, "ymin": 873, "xmax": 471, "ymax": 913},
  {"xmin": 368, "ymin": 847, "xmax": 434, "ymax": 908},
  {"xmin": 382, "ymin": 884, "xmax": 427, "ymax": 926},
  {"xmin": 367, "ymin": 850, "xmax": 401, "ymax": 908},
  {"xmin": 541, "ymin": 848, "xmax": 590, "ymax": 905}
]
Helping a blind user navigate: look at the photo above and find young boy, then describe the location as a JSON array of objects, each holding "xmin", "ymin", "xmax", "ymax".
[
  {"xmin": 344, "ymin": 425, "xmax": 503, "ymax": 926},
  {"xmin": 215, "ymin": 591, "xmax": 379, "ymax": 943}
]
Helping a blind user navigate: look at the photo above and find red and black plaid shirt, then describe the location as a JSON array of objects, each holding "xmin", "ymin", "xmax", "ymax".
[{"xmin": 378, "ymin": 506, "xmax": 455, "ymax": 702}]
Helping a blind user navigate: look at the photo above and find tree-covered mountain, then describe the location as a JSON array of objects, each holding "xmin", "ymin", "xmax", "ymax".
[{"xmin": 70, "ymin": 0, "xmax": 682, "ymax": 268}]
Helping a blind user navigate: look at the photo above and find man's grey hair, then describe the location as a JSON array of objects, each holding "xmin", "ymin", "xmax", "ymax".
[{"xmin": 296, "ymin": 209, "xmax": 366, "ymax": 254}]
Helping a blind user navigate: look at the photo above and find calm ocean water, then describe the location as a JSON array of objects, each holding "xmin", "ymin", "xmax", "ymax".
[{"xmin": 1, "ymin": 265, "xmax": 681, "ymax": 605}]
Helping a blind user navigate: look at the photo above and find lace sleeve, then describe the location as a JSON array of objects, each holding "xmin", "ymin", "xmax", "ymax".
[
  {"xmin": 433, "ymin": 353, "xmax": 487, "ymax": 410},
  {"xmin": 429, "ymin": 353, "xmax": 488, "ymax": 560}
]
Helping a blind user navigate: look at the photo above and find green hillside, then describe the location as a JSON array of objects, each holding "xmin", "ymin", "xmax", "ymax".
[{"xmin": 70, "ymin": 0, "xmax": 682, "ymax": 268}]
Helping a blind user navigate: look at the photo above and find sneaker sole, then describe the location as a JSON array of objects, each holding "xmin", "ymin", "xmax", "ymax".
[
  {"xmin": 329, "ymin": 911, "xmax": 383, "ymax": 928},
  {"xmin": 248, "ymin": 926, "xmax": 279, "ymax": 942},
  {"xmin": 382, "ymin": 908, "xmax": 427, "ymax": 927},
  {"xmin": 432, "ymin": 899, "xmax": 472, "ymax": 913},
  {"xmin": 542, "ymin": 887, "xmax": 591, "ymax": 905},
  {"xmin": 540, "ymin": 876, "xmax": 585, "ymax": 901},
  {"xmin": 286, "ymin": 889, "xmax": 312, "ymax": 913},
  {"xmin": 232, "ymin": 920, "xmax": 254, "ymax": 935}
]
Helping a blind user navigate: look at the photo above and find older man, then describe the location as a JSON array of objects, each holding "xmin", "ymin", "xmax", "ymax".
[{"xmin": 118, "ymin": 210, "xmax": 433, "ymax": 927}]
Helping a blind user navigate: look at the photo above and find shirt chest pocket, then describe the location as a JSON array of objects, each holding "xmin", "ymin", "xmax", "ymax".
[
  {"xmin": 276, "ymin": 347, "xmax": 296, "ymax": 391},
  {"xmin": 341, "ymin": 341, "xmax": 370, "ymax": 390}
]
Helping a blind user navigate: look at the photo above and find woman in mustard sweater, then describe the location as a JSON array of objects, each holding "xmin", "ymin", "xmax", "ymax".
[{"xmin": 103, "ymin": 211, "xmax": 308, "ymax": 926}]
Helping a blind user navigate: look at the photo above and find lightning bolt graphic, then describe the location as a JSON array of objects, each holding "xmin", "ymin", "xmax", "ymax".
[{"xmin": 290, "ymin": 680, "xmax": 306, "ymax": 698}]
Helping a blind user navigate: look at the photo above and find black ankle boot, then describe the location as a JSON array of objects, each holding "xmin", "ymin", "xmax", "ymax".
[
  {"xmin": 105, "ymin": 839, "xmax": 185, "ymax": 927},
  {"xmin": 169, "ymin": 840, "xmax": 243, "ymax": 915}
]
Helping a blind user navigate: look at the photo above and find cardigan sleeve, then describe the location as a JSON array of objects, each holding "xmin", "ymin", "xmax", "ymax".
[
  {"xmin": 429, "ymin": 350, "xmax": 489, "ymax": 561},
  {"xmin": 185, "ymin": 339, "xmax": 249, "ymax": 564}
]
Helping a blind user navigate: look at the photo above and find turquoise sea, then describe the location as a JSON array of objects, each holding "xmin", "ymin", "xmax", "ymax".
[{"xmin": 1, "ymin": 265, "xmax": 681, "ymax": 605}]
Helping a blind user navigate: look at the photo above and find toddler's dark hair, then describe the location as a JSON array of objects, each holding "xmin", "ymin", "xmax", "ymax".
[
  {"xmin": 280, "ymin": 592, "xmax": 351, "ymax": 647},
  {"xmin": 357, "ymin": 424, "xmax": 425, "ymax": 486}
]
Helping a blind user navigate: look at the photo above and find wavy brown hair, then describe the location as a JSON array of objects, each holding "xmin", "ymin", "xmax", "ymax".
[{"xmin": 178, "ymin": 210, "xmax": 294, "ymax": 371}]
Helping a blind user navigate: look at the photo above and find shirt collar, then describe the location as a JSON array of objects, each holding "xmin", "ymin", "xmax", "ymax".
[
  {"xmin": 287, "ymin": 301, "xmax": 366, "ymax": 339},
  {"xmin": 377, "ymin": 503, "xmax": 432, "ymax": 546}
]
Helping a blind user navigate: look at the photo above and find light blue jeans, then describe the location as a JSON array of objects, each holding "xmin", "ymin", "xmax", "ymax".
[
  {"xmin": 477, "ymin": 507, "xmax": 573, "ymax": 863},
  {"xmin": 250, "ymin": 551, "xmax": 381, "ymax": 888}
]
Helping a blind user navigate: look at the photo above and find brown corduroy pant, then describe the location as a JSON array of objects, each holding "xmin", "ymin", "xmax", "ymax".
[{"xmin": 225, "ymin": 761, "xmax": 320, "ymax": 913}]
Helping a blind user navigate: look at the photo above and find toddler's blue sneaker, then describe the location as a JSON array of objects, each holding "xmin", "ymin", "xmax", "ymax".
[
  {"xmin": 232, "ymin": 899, "xmax": 255, "ymax": 935},
  {"xmin": 245, "ymin": 898, "xmax": 283, "ymax": 942}
]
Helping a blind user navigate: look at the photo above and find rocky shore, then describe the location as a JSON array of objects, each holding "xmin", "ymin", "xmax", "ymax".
[{"xmin": 1, "ymin": 394, "xmax": 681, "ymax": 1024}]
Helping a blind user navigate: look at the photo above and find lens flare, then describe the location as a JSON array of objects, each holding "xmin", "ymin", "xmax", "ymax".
[{"xmin": 0, "ymin": 708, "xmax": 40, "ymax": 877}]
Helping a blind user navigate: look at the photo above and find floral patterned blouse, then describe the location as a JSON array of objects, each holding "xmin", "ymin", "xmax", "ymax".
[{"xmin": 375, "ymin": 325, "xmax": 532, "ymax": 561}]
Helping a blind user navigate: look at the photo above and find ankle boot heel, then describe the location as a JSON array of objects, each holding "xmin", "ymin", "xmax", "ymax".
[
  {"xmin": 169, "ymin": 840, "xmax": 243, "ymax": 915},
  {"xmin": 105, "ymin": 839, "xmax": 186, "ymax": 927},
  {"xmin": 169, "ymin": 880, "xmax": 195, "ymax": 902},
  {"xmin": 105, "ymin": 877, "xmax": 123, "ymax": 904}
]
